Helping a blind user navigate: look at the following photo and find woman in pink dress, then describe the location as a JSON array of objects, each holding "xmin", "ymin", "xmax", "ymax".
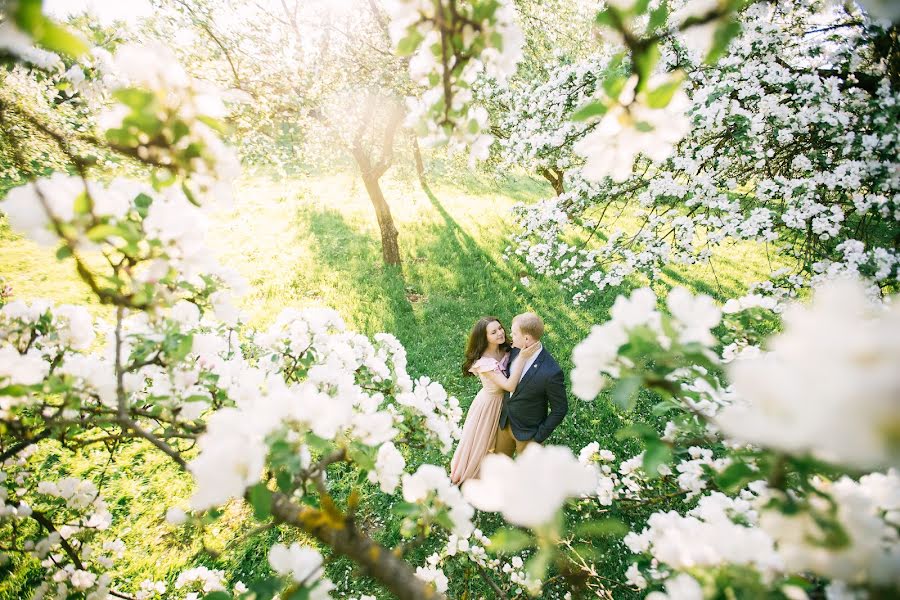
[{"xmin": 449, "ymin": 316, "xmax": 539, "ymax": 485}]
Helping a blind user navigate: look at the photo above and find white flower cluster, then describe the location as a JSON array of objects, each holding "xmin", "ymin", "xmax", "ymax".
[
  {"xmin": 269, "ymin": 543, "xmax": 334, "ymax": 596},
  {"xmin": 758, "ymin": 471, "xmax": 900, "ymax": 589},
  {"xmin": 174, "ymin": 565, "xmax": 227, "ymax": 595},
  {"xmin": 368, "ymin": 441, "xmax": 406, "ymax": 493},
  {"xmin": 0, "ymin": 300, "xmax": 98, "ymax": 416},
  {"xmin": 396, "ymin": 376, "xmax": 463, "ymax": 453},
  {"xmin": 426, "ymin": 528, "xmax": 543, "ymax": 597},
  {"xmin": 0, "ymin": 465, "xmax": 122, "ymax": 600},
  {"xmin": 490, "ymin": 53, "xmax": 613, "ymax": 173},
  {"xmin": 577, "ymin": 442, "xmax": 731, "ymax": 507},
  {"xmin": 717, "ymin": 279, "xmax": 900, "ymax": 470},
  {"xmin": 414, "ymin": 556, "xmax": 449, "ymax": 594},
  {"xmin": 628, "ymin": 470, "xmax": 900, "ymax": 597},
  {"xmin": 0, "ymin": 16, "xmax": 68, "ymax": 71},
  {"xmin": 579, "ymin": 442, "xmax": 670, "ymax": 505},
  {"xmin": 508, "ymin": 1, "xmax": 899, "ymax": 302},
  {"xmin": 571, "ymin": 287, "xmax": 721, "ymax": 401},
  {"xmin": 402, "ymin": 464, "xmax": 474, "ymax": 537},
  {"xmin": 576, "ymin": 77, "xmax": 692, "ymax": 183},
  {"xmin": 463, "ymin": 444, "xmax": 596, "ymax": 528},
  {"xmin": 103, "ymin": 43, "xmax": 240, "ymax": 202},
  {"xmin": 256, "ymin": 308, "xmax": 460, "ymax": 451},
  {"xmin": 0, "ymin": 174, "xmax": 244, "ymax": 306},
  {"xmin": 625, "ymin": 491, "xmax": 781, "ymax": 576},
  {"xmin": 187, "ymin": 307, "xmax": 461, "ymax": 510},
  {"xmin": 386, "ymin": 0, "xmax": 523, "ymax": 163}
]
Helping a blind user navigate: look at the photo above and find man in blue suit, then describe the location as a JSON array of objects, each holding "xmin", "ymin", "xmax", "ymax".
[{"xmin": 495, "ymin": 312, "xmax": 568, "ymax": 457}]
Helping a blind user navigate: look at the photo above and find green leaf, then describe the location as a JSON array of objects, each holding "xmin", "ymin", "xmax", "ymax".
[
  {"xmin": 488, "ymin": 527, "xmax": 533, "ymax": 554},
  {"xmin": 633, "ymin": 0, "xmax": 652, "ymax": 15},
  {"xmin": 276, "ymin": 471, "xmax": 293, "ymax": 494},
  {"xmin": 615, "ymin": 423, "xmax": 657, "ymax": 442},
  {"xmin": 651, "ymin": 400, "xmax": 679, "ymax": 416},
  {"xmin": 34, "ymin": 20, "xmax": 89, "ymax": 58},
  {"xmin": 645, "ymin": 74, "xmax": 685, "ymax": 109},
  {"xmin": 526, "ymin": 548, "xmax": 553, "ymax": 581},
  {"xmin": 0, "ymin": 385, "xmax": 31, "ymax": 397},
  {"xmin": 14, "ymin": 2, "xmax": 88, "ymax": 58},
  {"xmin": 197, "ymin": 115, "xmax": 229, "ymax": 134},
  {"xmin": 286, "ymin": 588, "xmax": 310, "ymax": 600},
  {"xmin": 55, "ymin": 245, "xmax": 73, "ymax": 260},
  {"xmin": 648, "ymin": 0, "xmax": 669, "ymax": 31},
  {"xmin": 567, "ymin": 543, "xmax": 605, "ymax": 561},
  {"xmin": 705, "ymin": 19, "xmax": 742, "ymax": 65},
  {"xmin": 433, "ymin": 509, "xmax": 455, "ymax": 532},
  {"xmin": 169, "ymin": 334, "xmax": 194, "ymax": 362},
  {"xmin": 182, "ymin": 182, "xmax": 201, "ymax": 207},
  {"xmin": 643, "ymin": 441, "xmax": 672, "ymax": 478},
  {"xmin": 250, "ymin": 579, "xmax": 283, "ymax": 600},
  {"xmin": 392, "ymin": 502, "xmax": 420, "ymax": 517},
  {"xmin": 594, "ymin": 8, "xmax": 615, "ymax": 28},
  {"xmin": 633, "ymin": 43, "xmax": 661, "ymax": 92},
  {"xmin": 396, "ymin": 31, "xmax": 423, "ymax": 56},
  {"xmin": 73, "ymin": 191, "xmax": 91, "ymax": 215},
  {"xmin": 202, "ymin": 593, "xmax": 232, "ymax": 600},
  {"xmin": 574, "ymin": 518, "xmax": 628, "ymax": 538},
  {"xmin": 14, "ymin": 0, "xmax": 44, "ymax": 32},
  {"xmin": 612, "ymin": 376, "xmax": 642, "ymax": 411},
  {"xmin": 571, "ymin": 101, "xmax": 608, "ymax": 122},
  {"xmin": 134, "ymin": 192, "xmax": 153, "ymax": 215},
  {"xmin": 85, "ymin": 224, "xmax": 123, "ymax": 242},
  {"xmin": 304, "ymin": 433, "xmax": 332, "ymax": 452},
  {"xmin": 714, "ymin": 462, "xmax": 757, "ymax": 492},
  {"xmin": 247, "ymin": 483, "xmax": 272, "ymax": 521},
  {"xmin": 602, "ymin": 72, "xmax": 627, "ymax": 100},
  {"xmin": 348, "ymin": 444, "xmax": 375, "ymax": 471},
  {"xmin": 112, "ymin": 88, "xmax": 155, "ymax": 110}
]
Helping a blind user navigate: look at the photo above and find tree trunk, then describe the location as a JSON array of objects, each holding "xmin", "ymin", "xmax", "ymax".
[
  {"xmin": 359, "ymin": 170, "xmax": 402, "ymax": 267},
  {"xmin": 539, "ymin": 167, "xmax": 565, "ymax": 196},
  {"xmin": 413, "ymin": 136, "xmax": 427, "ymax": 187},
  {"xmin": 348, "ymin": 100, "xmax": 405, "ymax": 269}
]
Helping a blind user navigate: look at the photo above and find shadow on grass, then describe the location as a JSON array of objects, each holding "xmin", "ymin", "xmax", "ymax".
[
  {"xmin": 293, "ymin": 206, "xmax": 415, "ymax": 338},
  {"xmin": 416, "ymin": 181, "xmax": 596, "ymax": 358}
]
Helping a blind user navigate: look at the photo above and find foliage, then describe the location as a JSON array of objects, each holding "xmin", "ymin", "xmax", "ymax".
[{"xmin": 1, "ymin": 1, "xmax": 899, "ymax": 600}]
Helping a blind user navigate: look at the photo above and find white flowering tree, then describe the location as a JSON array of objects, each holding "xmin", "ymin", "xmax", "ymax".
[
  {"xmin": 3, "ymin": 1, "xmax": 900, "ymax": 599},
  {"xmin": 0, "ymin": 4, "xmax": 598, "ymax": 599},
  {"xmin": 503, "ymin": 0, "xmax": 899, "ymax": 305},
  {"xmin": 389, "ymin": 1, "xmax": 900, "ymax": 599}
]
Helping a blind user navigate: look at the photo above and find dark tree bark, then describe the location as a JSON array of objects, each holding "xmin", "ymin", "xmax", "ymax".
[
  {"xmin": 539, "ymin": 167, "xmax": 565, "ymax": 196},
  {"xmin": 351, "ymin": 99, "xmax": 405, "ymax": 268}
]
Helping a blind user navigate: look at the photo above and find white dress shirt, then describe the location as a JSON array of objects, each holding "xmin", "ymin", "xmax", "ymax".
[{"xmin": 517, "ymin": 343, "xmax": 543, "ymax": 384}]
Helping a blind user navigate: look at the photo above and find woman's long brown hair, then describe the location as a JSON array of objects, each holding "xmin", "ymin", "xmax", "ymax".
[{"xmin": 462, "ymin": 316, "xmax": 511, "ymax": 377}]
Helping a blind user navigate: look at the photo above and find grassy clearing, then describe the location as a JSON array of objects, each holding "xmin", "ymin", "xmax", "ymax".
[{"xmin": 0, "ymin": 169, "xmax": 779, "ymax": 599}]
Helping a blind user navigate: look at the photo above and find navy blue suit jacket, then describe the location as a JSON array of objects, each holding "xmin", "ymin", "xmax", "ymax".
[{"xmin": 499, "ymin": 346, "xmax": 568, "ymax": 443}]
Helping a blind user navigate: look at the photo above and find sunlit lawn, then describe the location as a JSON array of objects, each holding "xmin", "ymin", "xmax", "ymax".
[{"xmin": 0, "ymin": 168, "xmax": 782, "ymax": 598}]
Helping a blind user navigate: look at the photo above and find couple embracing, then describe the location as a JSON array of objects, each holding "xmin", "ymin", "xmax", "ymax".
[{"xmin": 450, "ymin": 312, "xmax": 568, "ymax": 485}]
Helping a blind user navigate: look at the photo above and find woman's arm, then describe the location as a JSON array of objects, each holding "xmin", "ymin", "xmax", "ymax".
[{"xmin": 483, "ymin": 345, "xmax": 539, "ymax": 393}]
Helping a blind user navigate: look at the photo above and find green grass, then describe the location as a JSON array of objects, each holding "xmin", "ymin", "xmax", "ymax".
[{"xmin": 0, "ymin": 169, "xmax": 780, "ymax": 599}]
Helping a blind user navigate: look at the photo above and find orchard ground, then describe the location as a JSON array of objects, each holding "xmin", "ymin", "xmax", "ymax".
[{"xmin": 0, "ymin": 168, "xmax": 780, "ymax": 599}]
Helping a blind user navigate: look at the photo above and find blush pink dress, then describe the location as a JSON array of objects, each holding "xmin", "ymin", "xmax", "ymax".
[{"xmin": 449, "ymin": 353, "xmax": 510, "ymax": 485}]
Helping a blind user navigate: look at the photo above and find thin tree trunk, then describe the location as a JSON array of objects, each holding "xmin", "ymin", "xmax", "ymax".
[
  {"xmin": 359, "ymin": 169, "xmax": 402, "ymax": 267},
  {"xmin": 413, "ymin": 136, "xmax": 427, "ymax": 187},
  {"xmin": 539, "ymin": 167, "xmax": 565, "ymax": 196},
  {"xmin": 350, "ymin": 100, "xmax": 405, "ymax": 269}
]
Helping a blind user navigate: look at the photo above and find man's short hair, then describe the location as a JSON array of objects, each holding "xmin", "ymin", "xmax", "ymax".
[{"xmin": 513, "ymin": 312, "xmax": 544, "ymax": 340}]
